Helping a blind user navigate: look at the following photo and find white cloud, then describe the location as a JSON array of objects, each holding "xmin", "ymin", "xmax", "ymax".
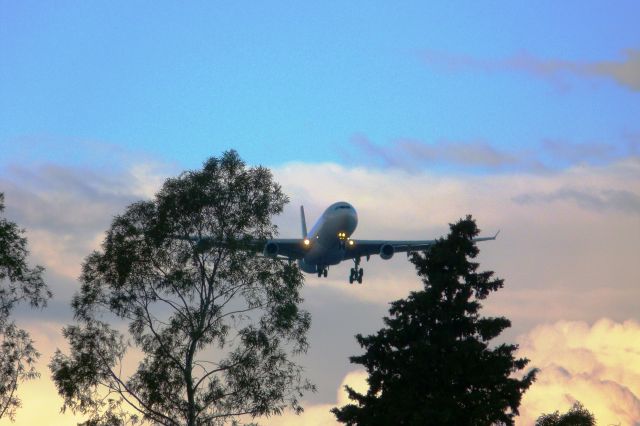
[
  {"xmin": 273, "ymin": 159, "xmax": 640, "ymax": 318},
  {"xmin": 517, "ymin": 319, "xmax": 640, "ymax": 425},
  {"xmin": 2, "ymin": 156, "xmax": 639, "ymax": 423},
  {"xmin": 0, "ymin": 162, "xmax": 171, "ymax": 279}
]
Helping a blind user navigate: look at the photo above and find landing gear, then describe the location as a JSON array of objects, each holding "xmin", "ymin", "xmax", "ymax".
[
  {"xmin": 349, "ymin": 258, "xmax": 364, "ymax": 284},
  {"xmin": 349, "ymin": 268, "xmax": 363, "ymax": 284},
  {"xmin": 317, "ymin": 267, "xmax": 328, "ymax": 278}
]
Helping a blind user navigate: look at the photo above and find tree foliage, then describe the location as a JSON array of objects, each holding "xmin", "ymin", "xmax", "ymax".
[
  {"xmin": 332, "ymin": 216, "xmax": 537, "ymax": 426},
  {"xmin": 535, "ymin": 402, "xmax": 596, "ymax": 426},
  {"xmin": 49, "ymin": 151, "xmax": 313, "ymax": 426},
  {"xmin": 0, "ymin": 192, "xmax": 51, "ymax": 421}
]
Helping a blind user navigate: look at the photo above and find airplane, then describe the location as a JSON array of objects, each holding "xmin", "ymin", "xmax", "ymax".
[{"xmin": 261, "ymin": 201, "xmax": 498, "ymax": 284}]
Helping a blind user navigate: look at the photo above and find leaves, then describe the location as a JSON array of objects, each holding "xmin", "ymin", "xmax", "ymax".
[
  {"xmin": 50, "ymin": 152, "xmax": 313, "ymax": 426},
  {"xmin": 535, "ymin": 401, "xmax": 596, "ymax": 426},
  {"xmin": 0, "ymin": 193, "xmax": 51, "ymax": 319},
  {"xmin": 0, "ymin": 322, "xmax": 40, "ymax": 421},
  {"xmin": 0, "ymin": 192, "xmax": 51, "ymax": 421}
]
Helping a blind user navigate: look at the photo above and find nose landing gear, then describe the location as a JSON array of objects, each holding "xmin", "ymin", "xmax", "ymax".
[
  {"xmin": 349, "ymin": 257, "xmax": 364, "ymax": 284},
  {"xmin": 317, "ymin": 267, "xmax": 328, "ymax": 278}
]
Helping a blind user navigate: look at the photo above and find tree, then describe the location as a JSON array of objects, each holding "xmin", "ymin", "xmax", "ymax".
[
  {"xmin": 332, "ymin": 216, "xmax": 537, "ymax": 426},
  {"xmin": 535, "ymin": 402, "xmax": 596, "ymax": 426},
  {"xmin": 50, "ymin": 151, "xmax": 314, "ymax": 426},
  {"xmin": 0, "ymin": 192, "xmax": 51, "ymax": 421}
]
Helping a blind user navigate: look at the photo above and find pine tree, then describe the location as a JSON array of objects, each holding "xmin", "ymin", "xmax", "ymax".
[{"xmin": 332, "ymin": 216, "xmax": 537, "ymax": 426}]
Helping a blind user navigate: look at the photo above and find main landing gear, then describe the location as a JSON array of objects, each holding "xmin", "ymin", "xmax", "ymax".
[
  {"xmin": 349, "ymin": 257, "xmax": 364, "ymax": 284},
  {"xmin": 317, "ymin": 267, "xmax": 328, "ymax": 278}
]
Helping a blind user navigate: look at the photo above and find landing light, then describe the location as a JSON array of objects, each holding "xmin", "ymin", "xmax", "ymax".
[
  {"xmin": 303, "ymin": 239, "xmax": 310, "ymax": 246},
  {"xmin": 348, "ymin": 240, "xmax": 355, "ymax": 246}
]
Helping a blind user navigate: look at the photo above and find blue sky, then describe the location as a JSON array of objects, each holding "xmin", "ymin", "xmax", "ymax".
[
  {"xmin": 2, "ymin": 1, "xmax": 639, "ymax": 170},
  {"xmin": 2, "ymin": 3, "xmax": 640, "ymax": 424}
]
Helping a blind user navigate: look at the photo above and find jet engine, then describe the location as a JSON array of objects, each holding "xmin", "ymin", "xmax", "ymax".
[
  {"xmin": 379, "ymin": 243, "xmax": 394, "ymax": 260},
  {"xmin": 263, "ymin": 242, "xmax": 279, "ymax": 257}
]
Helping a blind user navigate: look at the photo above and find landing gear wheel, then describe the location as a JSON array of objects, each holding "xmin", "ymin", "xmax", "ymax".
[
  {"xmin": 349, "ymin": 257, "xmax": 364, "ymax": 284},
  {"xmin": 317, "ymin": 269, "xmax": 322, "ymax": 278},
  {"xmin": 323, "ymin": 268, "xmax": 328, "ymax": 278}
]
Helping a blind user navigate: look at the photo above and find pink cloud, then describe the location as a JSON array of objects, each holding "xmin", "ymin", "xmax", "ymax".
[{"xmin": 516, "ymin": 319, "xmax": 640, "ymax": 425}]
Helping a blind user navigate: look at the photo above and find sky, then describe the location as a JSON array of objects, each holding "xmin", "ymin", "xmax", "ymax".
[{"xmin": 1, "ymin": 1, "xmax": 640, "ymax": 425}]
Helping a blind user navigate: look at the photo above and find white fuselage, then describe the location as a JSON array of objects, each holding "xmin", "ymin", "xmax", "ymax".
[{"xmin": 299, "ymin": 201, "xmax": 358, "ymax": 273}]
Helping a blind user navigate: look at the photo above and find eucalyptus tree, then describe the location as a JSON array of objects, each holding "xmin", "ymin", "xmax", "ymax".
[
  {"xmin": 50, "ymin": 151, "xmax": 313, "ymax": 426},
  {"xmin": 332, "ymin": 217, "xmax": 537, "ymax": 426},
  {"xmin": 0, "ymin": 193, "xmax": 51, "ymax": 421}
]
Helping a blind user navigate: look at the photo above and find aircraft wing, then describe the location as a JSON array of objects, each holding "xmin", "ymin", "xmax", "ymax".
[
  {"xmin": 344, "ymin": 239, "xmax": 437, "ymax": 259},
  {"xmin": 262, "ymin": 238, "xmax": 308, "ymax": 260},
  {"xmin": 172, "ymin": 235, "xmax": 307, "ymax": 260},
  {"xmin": 345, "ymin": 233, "xmax": 499, "ymax": 260}
]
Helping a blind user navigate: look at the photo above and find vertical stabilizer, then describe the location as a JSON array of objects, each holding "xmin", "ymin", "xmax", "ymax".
[{"xmin": 300, "ymin": 205, "xmax": 308, "ymax": 238}]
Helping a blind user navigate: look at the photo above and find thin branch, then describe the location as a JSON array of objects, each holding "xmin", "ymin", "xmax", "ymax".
[
  {"xmin": 193, "ymin": 345, "xmax": 253, "ymax": 392},
  {"xmin": 95, "ymin": 349, "xmax": 179, "ymax": 426},
  {"xmin": 0, "ymin": 376, "xmax": 17, "ymax": 420},
  {"xmin": 138, "ymin": 296, "xmax": 187, "ymax": 374}
]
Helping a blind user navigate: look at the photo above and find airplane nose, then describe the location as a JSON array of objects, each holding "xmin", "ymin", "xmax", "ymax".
[{"xmin": 346, "ymin": 210, "xmax": 357, "ymax": 231}]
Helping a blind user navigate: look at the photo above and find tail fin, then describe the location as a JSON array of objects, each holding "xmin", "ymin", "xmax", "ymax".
[{"xmin": 300, "ymin": 205, "xmax": 308, "ymax": 238}]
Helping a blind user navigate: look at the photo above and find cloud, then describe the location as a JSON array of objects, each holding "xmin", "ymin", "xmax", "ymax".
[
  {"xmin": 541, "ymin": 139, "xmax": 619, "ymax": 163},
  {"xmin": 259, "ymin": 370, "xmax": 368, "ymax": 426},
  {"xmin": 513, "ymin": 187, "xmax": 640, "ymax": 215},
  {"xmin": 264, "ymin": 319, "xmax": 640, "ymax": 426},
  {"xmin": 349, "ymin": 135, "xmax": 524, "ymax": 172},
  {"xmin": 0, "ymin": 162, "xmax": 172, "ymax": 279},
  {"xmin": 0, "ymin": 134, "xmax": 163, "ymax": 171},
  {"xmin": 516, "ymin": 319, "xmax": 640, "ymax": 425},
  {"xmin": 259, "ymin": 162, "xmax": 640, "ymax": 418},
  {"xmin": 274, "ymin": 158, "xmax": 640, "ymax": 320},
  {"xmin": 593, "ymin": 50, "xmax": 640, "ymax": 91},
  {"xmin": 398, "ymin": 138, "xmax": 518, "ymax": 168},
  {"xmin": 625, "ymin": 132, "xmax": 640, "ymax": 156},
  {"xmin": 422, "ymin": 49, "xmax": 640, "ymax": 91},
  {"xmin": 2, "ymin": 154, "xmax": 640, "ymax": 423},
  {"xmin": 348, "ymin": 135, "xmax": 638, "ymax": 173}
]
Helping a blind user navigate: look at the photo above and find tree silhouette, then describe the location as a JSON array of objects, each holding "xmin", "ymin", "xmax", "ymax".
[
  {"xmin": 535, "ymin": 401, "xmax": 596, "ymax": 426},
  {"xmin": 332, "ymin": 216, "xmax": 537, "ymax": 426},
  {"xmin": 50, "ymin": 151, "xmax": 313, "ymax": 426},
  {"xmin": 0, "ymin": 193, "xmax": 51, "ymax": 421}
]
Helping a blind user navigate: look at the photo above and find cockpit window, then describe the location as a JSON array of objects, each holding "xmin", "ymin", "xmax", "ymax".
[{"xmin": 334, "ymin": 205, "xmax": 351, "ymax": 210}]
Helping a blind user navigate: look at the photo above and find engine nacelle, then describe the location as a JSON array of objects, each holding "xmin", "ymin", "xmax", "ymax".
[
  {"xmin": 379, "ymin": 243, "xmax": 394, "ymax": 260},
  {"xmin": 263, "ymin": 241, "xmax": 279, "ymax": 257}
]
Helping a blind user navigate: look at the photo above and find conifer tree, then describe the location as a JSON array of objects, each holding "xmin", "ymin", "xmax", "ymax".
[{"xmin": 332, "ymin": 216, "xmax": 537, "ymax": 426}]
